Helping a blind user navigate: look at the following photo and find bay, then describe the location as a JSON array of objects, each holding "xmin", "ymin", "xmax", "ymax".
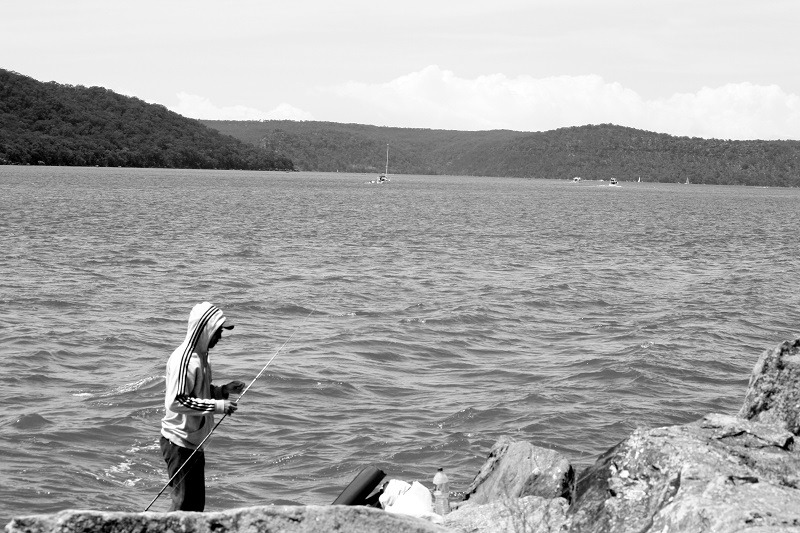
[{"xmin": 1, "ymin": 166, "xmax": 798, "ymax": 522}]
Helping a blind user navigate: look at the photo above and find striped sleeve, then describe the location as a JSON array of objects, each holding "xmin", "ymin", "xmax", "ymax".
[{"xmin": 167, "ymin": 357, "xmax": 223, "ymax": 414}]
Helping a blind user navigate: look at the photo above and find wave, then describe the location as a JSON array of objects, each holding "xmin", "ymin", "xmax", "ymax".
[
  {"xmin": 73, "ymin": 375, "xmax": 162, "ymax": 399},
  {"xmin": 10, "ymin": 413, "xmax": 51, "ymax": 430}
]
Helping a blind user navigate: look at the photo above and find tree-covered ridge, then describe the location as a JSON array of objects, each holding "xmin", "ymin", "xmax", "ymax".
[
  {"xmin": 3, "ymin": 66, "xmax": 798, "ymax": 185},
  {"xmin": 204, "ymin": 120, "xmax": 800, "ymax": 187},
  {"xmin": 0, "ymin": 69, "xmax": 294, "ymax": 170}
]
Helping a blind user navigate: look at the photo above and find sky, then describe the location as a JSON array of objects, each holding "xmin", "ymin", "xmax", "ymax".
[{"xmin": 2, "ymin": 0, "xmax": 799, "ymax": 140}]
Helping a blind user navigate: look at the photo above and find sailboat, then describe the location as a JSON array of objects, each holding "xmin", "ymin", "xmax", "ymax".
[{"xmin": 377, "ymin": 144, "xmax": 390, "ymax": 183}]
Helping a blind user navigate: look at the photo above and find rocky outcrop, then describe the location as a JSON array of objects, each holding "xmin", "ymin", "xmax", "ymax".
[
  {"xmin": 565, "ymin": 414, "xmax": 800, "ymax": 532},
  {"xmin": 449, "ymin": 337, "xmax": 800, "ymax": 533},
  {"xmin": 461, "ymin": 436, "xmax": 574, "ymax": 505},
  {"xmin": 7, "ymin": 337, "xmax": 800, "ymax": 533},
  {"xmin": 5, "ymin": 505, "xmax": 449, "ymax": 533},
  {"xmin": 563, "ymin": 337, "xmax": 800, "ymax": 532},
  {"xmin": 739, "ymin": 338, "xmax": 800, "ymax": 434},
  {"xmin": 444, "ymin": 437, "xmax": 574, "ymax": 532}
]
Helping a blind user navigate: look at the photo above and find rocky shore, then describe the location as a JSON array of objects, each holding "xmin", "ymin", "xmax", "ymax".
[{"xmin": 6, "ymin": 338, "xmax": 800, "ymax": 533}]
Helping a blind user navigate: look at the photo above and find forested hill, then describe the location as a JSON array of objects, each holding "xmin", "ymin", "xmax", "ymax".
[
  {"xmin": 2, "ymin": 66, "xmax": 798, "ymax": 185},
  {"xmin": 0, "ymin": 69, "xmax": 294, "ymax": 170},
  {"xmin": 204, "ymin": 120, "xmax": 800, "ymax": 187}
]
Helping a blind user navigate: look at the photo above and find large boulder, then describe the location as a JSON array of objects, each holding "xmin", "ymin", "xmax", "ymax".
[
  {"xmin": 565, "ymin": 337, "xmax": 800, "ymax": 532},
  {"xmin": 739, "ymin": 338, "xmax": 800, "ymax": 434},
  {"xmin": 462, "ymin": 436, "xmax": 574, "ymax": 505},
  {"xmin": 4, "ymin": 505, "xmax": 449, "ymax": 533},
  {"xmin": 566, "ymin": 414, "xmax": 800, "ymax": 532},
  {"xmin": 443, "ymin": 436, "xmax": 573, "ymax": 533}
]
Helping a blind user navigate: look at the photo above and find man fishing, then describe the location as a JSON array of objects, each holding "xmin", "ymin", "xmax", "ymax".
[{"xmin": 160, "ymin": 302, "xmax": 245, "ymax": 511}]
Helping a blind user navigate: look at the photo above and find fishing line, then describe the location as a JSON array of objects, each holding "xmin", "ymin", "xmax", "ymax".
[{"xmin": 144, "ymin": 300, "xmax": 325, "ymax": 512}]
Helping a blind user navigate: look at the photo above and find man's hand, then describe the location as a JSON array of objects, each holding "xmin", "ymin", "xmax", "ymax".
[
  {"xmin": 222, "ymin": 380, "xmax": 246, "ymax": 398},
  {"xmin": 223, "ymin": 400, "xmax": 238, "ymax": 416}
]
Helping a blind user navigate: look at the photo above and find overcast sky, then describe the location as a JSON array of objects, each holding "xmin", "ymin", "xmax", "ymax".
[{"xmin": 3, "ymin": 0, "xmax": 798, "ymax": 140}]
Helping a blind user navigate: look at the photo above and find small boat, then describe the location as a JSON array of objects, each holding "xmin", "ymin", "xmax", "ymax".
[
  {"xmin": 573, "ymin": 176, "xmax": 582, "ymax": 182},
  {"xmin": 373, "ymin": 144, "xmax": 390, "ymax": 184},
  {"xmin": 685, "ymin": 177, "xmax": 690, "ymax": 185},
  {"xmin": 609, "ymin": 178, "xmax": 620, "ymax": 187}
]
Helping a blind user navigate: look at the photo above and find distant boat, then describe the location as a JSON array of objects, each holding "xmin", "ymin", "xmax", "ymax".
[
  {"xmin": 685, "ymin": 177, "xmax": 690, "ymax": 185},
  {"xmin": 377, "ymin": 144, "xmax": 390, "ymax": 183},
  {"xmin": 573, "ymin": 176, "xmax": 582, "ymax": 182},
  {"xmin": 637, "ymin": 177, "xmax": 641, "ymax": 183},
  {"xmin": 609, "ymin": 178, "xmax": 620, "ymax": 187},
  {"xmin": 367, "ymin": 144, "xmax": 391, "ymax": 184}
]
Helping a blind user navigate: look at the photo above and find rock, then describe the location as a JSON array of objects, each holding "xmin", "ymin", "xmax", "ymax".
[
  {"xmin": 4, "ymin": 505, "xmax": 449, "ymax": 533},
  {"xmin": 444, "ymin": 496, "xmax": 568, "ymax": 533},
  {"xmin": 566, "ymin": 414, "xmax": 800, "ymax": 532},
  {"xmin": 462, "ymin": 436, "xmax": 574, "ymax": 505},
  {"xmin": 566, "ymin": 337, "xmax": 800, "ymax": 532},
  {"xmin": 739, "ymin": 338, "xmax": 800, "ymax": 434}
]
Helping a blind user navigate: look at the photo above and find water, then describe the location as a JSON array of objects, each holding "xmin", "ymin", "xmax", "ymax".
[{"xmin": 1, "ymin": 167, "xmax": 798, "ymax": 523}]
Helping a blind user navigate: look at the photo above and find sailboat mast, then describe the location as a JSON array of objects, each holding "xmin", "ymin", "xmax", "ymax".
[{"xmin": 385, "ymin": 143, "xmax": 389, "ymax": 176}]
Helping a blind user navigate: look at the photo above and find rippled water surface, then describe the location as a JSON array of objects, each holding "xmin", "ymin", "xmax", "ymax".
[{"xmin": 1, "ymin": 167, "xmax": 798, "ymax": 522}]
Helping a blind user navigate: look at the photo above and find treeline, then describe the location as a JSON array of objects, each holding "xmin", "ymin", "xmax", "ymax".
[
  {"xmin": 3, "ymin": 66, "xmax": 798, "ymax": 185},
  {"xmin": 0, "ymin": 69, "xmax": 294, "ymax": 170},
  {"xmin": 204, "ymin": 120, "xmax": 800, "ymax": 187}
]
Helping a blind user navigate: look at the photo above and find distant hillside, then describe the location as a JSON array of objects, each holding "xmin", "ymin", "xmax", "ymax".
[
  {"xmin": 3, "ymin": 66, "xmax": 797, "ymax": 185},
  {"xmin": 203, "ymin": 120, "xmax": 800, "ymax": 187},
  {"xmin": 0, "ymin": 69, "xmax": 294, "ymax": 170}
]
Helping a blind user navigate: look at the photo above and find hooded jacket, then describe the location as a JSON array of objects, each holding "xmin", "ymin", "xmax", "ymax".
[{"xmin": 161, "ymin": 302, "xmax": 229, "ymax": 449}]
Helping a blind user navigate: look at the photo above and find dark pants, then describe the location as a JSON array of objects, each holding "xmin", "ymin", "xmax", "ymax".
[{"xmin": 160, "ymin": 436, "xmax": 205, "ymax": 511}]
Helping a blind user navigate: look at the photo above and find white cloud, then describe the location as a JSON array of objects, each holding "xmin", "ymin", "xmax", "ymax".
[
  {"xmin": 166, "ymin": 69, "xmax": 800, "ymax": 141},
  {"xmin": 171, "ymin": 92, "xmax": 314, "ymax": 121},
  {"xmin": 326, "ymin": 66, "xmax": 800, "ymax": 140},
  {"xmin": 331, "ymin": 67, "xmax": 642, "ymax": 131},
  {"xmin": 649, "ymin": 83, "xmax": 800, "ymax": 140}
]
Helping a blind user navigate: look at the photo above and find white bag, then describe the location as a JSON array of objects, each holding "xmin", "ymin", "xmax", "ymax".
[{"xmin": 380, "ymin": 479, "xmax": 441, "ymax": 523}]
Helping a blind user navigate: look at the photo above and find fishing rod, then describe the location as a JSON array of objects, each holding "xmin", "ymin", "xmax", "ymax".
[{"xmin": 144, "ymin": 302, "xmax": 323, "ymax": 512}]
